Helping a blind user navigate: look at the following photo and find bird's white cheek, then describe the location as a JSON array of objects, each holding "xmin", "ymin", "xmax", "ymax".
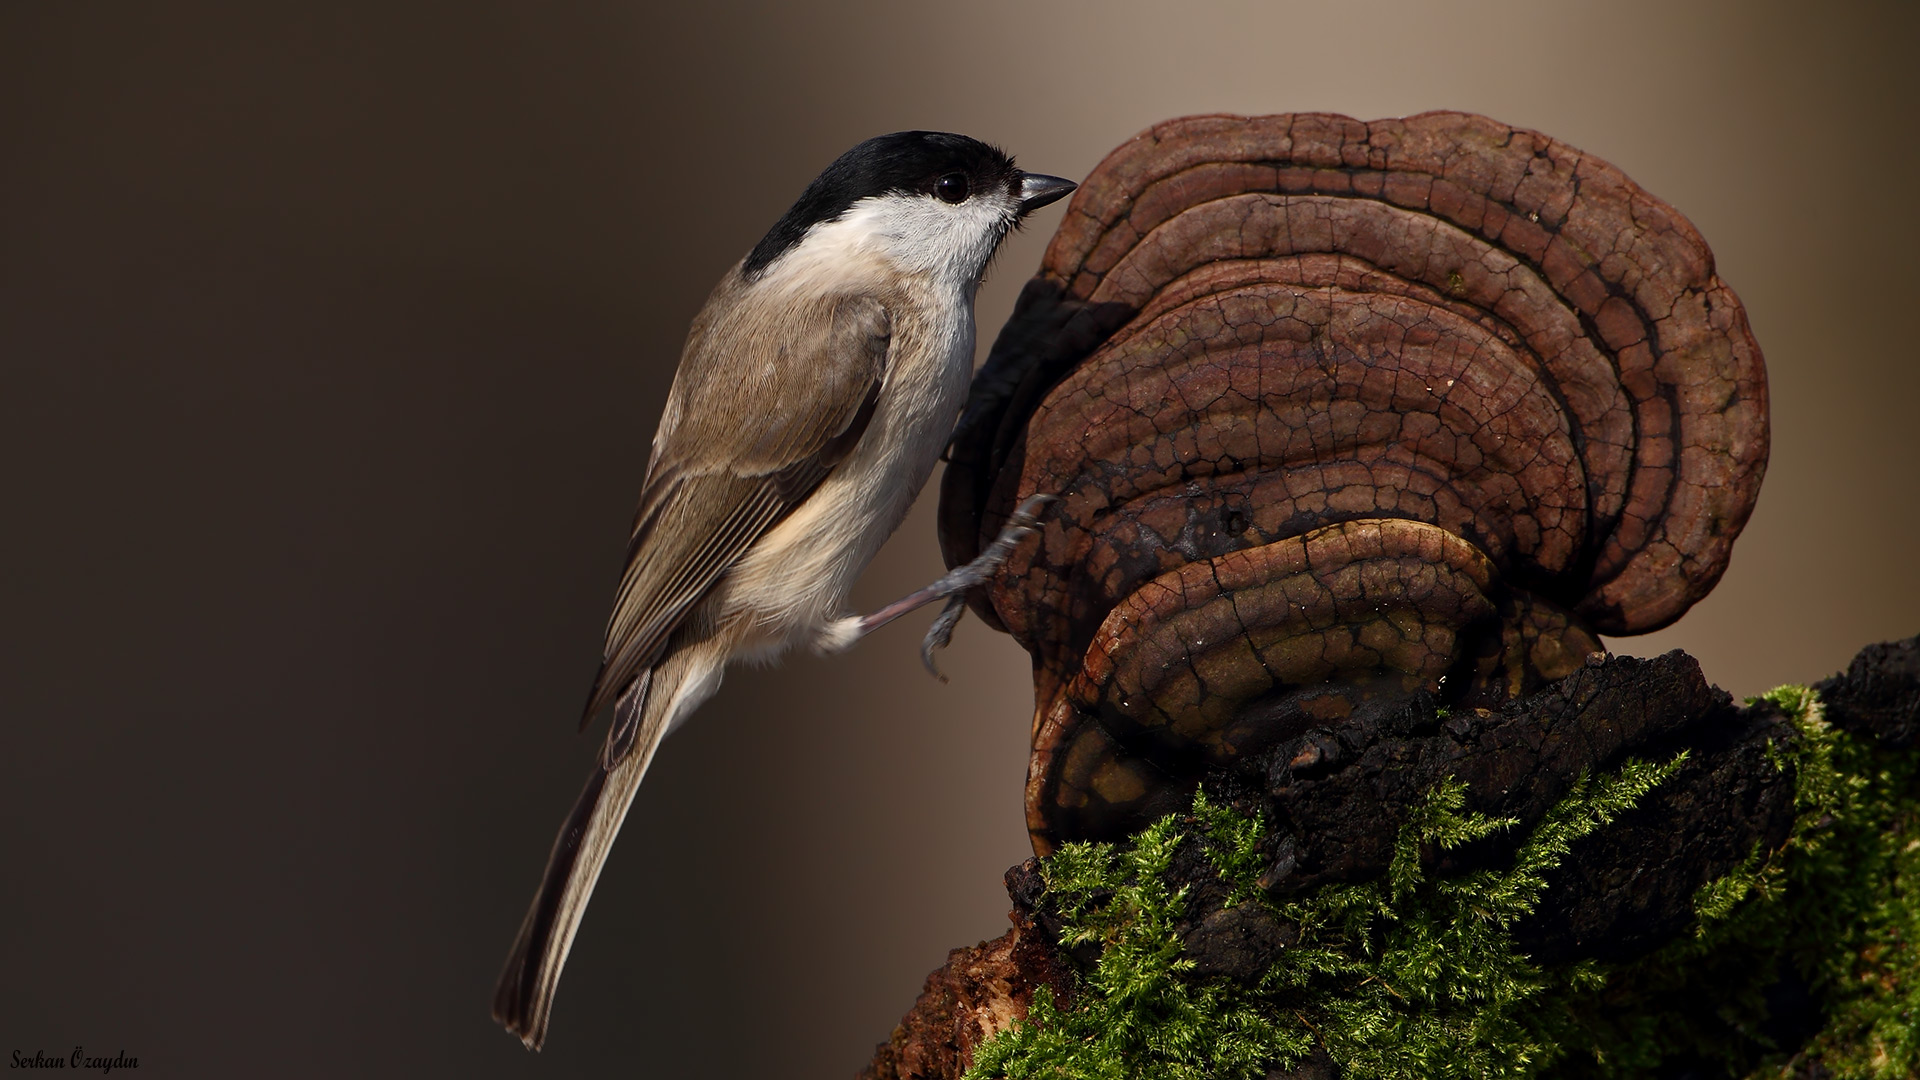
[{"xmin": 829, "ymin": 195, "xmax": 1012, "ymax": 285}]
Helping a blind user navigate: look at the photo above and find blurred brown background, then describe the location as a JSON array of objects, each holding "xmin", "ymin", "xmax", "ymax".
[{"xmin": 2, "ymin": 1, "xmax": 1913, "ymax": 1076}]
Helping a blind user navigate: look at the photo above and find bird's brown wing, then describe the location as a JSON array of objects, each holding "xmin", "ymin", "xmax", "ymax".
[{"xmin": 579, "ymin": 291, "xmax": 891, "ymax": 726}]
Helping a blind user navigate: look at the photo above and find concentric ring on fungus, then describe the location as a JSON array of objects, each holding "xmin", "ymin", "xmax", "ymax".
[{"xmin": 935, "ymin": 112, "xmax": 1768, "ymax": 853}]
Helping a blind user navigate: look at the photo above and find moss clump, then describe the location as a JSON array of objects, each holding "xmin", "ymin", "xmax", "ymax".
[
  {"xmin": 1545, "ymin": 687, "xmax": 1920, "ymax": 1079},
  {"xmin": 965, "ymin": 688, "xmax": 1920, "ymax": 1079},
  {"xmin": 1756, "ymin": 687, "xmax": 1920, "ymax": 1076},
  {"xmin": 966, "ymin": 801, "xmax": 1311, "ymax": 1080},
  {"xmin": 968, "ymin": 758, "xmax": 1682, "ymax": 1079}
]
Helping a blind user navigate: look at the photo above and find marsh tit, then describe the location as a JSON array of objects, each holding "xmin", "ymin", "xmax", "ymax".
[{"xmin": 491, "ymin": 131, "xmax": 1075, "ymax": 1049}]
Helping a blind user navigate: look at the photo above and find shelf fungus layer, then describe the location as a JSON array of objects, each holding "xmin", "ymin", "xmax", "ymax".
[{"xmin": 936, "ymin": 112, "xmax": 1769, "ymax": 854}]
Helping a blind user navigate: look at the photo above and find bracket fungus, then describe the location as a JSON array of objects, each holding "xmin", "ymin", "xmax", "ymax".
[{"xmin": 936, "ymin": 112, "xmax": 1769, "ymax": 854}]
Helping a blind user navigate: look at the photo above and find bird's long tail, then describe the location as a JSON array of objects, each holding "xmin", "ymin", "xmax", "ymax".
[{"xmin": 492, "ymin": 645, "xmax": 711, "ymax": 1049}]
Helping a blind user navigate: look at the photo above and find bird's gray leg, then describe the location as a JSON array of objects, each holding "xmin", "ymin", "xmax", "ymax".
[{"xmin": 846, "ymin": 494, "xmax": 1052, "ymax": 676}]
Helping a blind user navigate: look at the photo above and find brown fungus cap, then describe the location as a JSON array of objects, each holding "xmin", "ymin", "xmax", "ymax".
[{"xmin": 936, "ymin": 112, "xmax": 1768, "ymax": 852}]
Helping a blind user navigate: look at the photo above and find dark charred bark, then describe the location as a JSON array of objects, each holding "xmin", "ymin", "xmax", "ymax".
[{"xmin": 1818, "ymin": 636, "xmax": 1920, "ymax": 749}]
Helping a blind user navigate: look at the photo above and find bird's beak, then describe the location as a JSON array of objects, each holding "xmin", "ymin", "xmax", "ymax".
[{"xmin": 1017, "ymin": 172, "xmax": 1077, "ymax": 216}]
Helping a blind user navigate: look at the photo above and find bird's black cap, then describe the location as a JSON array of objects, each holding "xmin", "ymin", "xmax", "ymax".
[{"xmin": 744, "ymin": 131, "xmax": 1021, "ymax": 278}]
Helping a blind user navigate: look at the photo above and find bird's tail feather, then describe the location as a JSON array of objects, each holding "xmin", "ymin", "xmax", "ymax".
[{"xmin": 492, "ymin": 667, "xmax": 668, "ymax": 1050}]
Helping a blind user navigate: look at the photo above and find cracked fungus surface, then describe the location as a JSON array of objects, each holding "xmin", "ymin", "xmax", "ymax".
[{"xmin": 933, "ymin": 112, "xmax": 1768, "ymax": 853}]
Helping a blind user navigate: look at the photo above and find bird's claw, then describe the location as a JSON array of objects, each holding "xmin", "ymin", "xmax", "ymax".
[
  {"xmin": 920, "ymin": 594, "xmax": 969, "ymax": 681},
  {"xmin": 979, "ymin": 492, "xmax": 1054, "ymax": 565},
  {"xmin": 1006, "ymin": 492, "xmax": 1055, "ymax": 530},
  {"xmin": 981, "ymin": 493, "xmax": 1054, "ymax": 557}
]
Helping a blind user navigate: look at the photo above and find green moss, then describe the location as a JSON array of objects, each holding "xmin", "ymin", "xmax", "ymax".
[
  {"xmin": 1540, "ymin": 687, "xmax": 1920, "ymax": 1079},
  {"xmin": 1741, "ymin": 687, "xmax": 1920, "ymax": 1077},
  {"xmin": 967, "ymin": 805, "xmax": 1310, "ymax": 1080},
  {"xmin": 969, "ymin": 760, "xmax": 1679, "ymax": 1079},
  {"xmin": 966, "ymin": 687, "xmax": 1920, "ymax": 1080}
]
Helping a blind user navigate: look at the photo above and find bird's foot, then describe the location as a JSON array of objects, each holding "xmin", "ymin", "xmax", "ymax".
[
  {"xmin": 917, "ymin": 494, "xmax": 1053, "ymax": 679},
  {"xmin": 848, "ymin": 494, "xmax": 1054, "ymax": 665}
]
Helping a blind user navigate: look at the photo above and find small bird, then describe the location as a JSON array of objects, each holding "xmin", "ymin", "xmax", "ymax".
[{"xmin": 491, "ymin": 131, "xmax": 1075, "ymax": 1049}]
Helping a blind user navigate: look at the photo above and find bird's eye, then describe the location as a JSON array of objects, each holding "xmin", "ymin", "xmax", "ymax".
[{"xmin": 934, "ymin": 173, "xmax": 970, "ymax": 204}]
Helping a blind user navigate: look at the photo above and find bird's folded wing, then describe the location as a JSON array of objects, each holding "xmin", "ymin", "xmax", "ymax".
[{"xmin": 579, "ymin": 293, "xmax": 891, "ymax": 725}]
